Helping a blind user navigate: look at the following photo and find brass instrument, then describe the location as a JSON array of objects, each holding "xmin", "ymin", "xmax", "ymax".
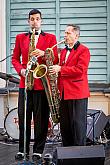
[
  {"xmin": 26, "ymin": 28, "xmax": 36, "ymax": 90},
  {"xmin": 26, "ymin": 39, "xmax": 65, "ymax": 123},
  {"xmin": 33, "ymin": 39, "xmax": 65, "ymax": 123}
]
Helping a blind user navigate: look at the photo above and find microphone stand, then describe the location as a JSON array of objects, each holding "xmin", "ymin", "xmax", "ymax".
[
  {"xmin": 23, "ymin": 78, "xmax": 27, "ymax": 163},
  {"xmin": 21, "ymin": 69, "xmax": 29, "ymax": 164},
  {"xmin": 21, "ymin": 57, "xmax": 37, "ymax": 165}
]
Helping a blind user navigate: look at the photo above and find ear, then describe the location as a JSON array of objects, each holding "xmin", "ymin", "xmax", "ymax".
[
  {"xmin": 41, "ymin": 19, "xmax": 43, "ymax": 24},
  {"xmin": 75, "ymin": 34, "xmax": 79, "ymax": 40}
]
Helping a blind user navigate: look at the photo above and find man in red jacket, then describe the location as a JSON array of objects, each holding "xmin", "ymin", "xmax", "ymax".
[
  {"xmin": 12, "ymin": 9, "xmax": 58, "ymax": 163},
  {"xmin": 50, "ymin": 24, "xmax": 90, "ymax": 147}
]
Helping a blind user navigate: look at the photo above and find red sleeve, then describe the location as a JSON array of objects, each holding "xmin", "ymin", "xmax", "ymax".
[{"xmin": 11, "ymin": 35, "xmax": 24, "ymax": 75}]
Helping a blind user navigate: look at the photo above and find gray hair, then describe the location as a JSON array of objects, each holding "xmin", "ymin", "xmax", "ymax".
[{"xmin": 67, "ymin": 24, "xmax": 80, "ymax": 36}]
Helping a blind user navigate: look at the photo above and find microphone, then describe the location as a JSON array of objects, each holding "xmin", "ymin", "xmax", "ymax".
[
  {"xmin": 30, "ymin": 56, "xmax": 37, "ymax": 65},
  {"xmin": 25, "ymin": 56, "xmax": 37, "ymax": 76}
]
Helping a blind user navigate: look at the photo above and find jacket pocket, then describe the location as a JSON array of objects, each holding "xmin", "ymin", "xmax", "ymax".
[{"xmin": 71, "ymin": 79, "xmax": 83, "ymax": 82}]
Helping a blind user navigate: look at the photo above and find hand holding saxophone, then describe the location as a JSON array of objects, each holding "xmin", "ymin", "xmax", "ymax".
[
  {"xmin": 20, "ymin": 68, "xmax": 26, "ymax": 77},
  {"xmin": 30, "ymin": 49, "xmax": 44, "ymax": 57},
  {"xmin": 49, "ymin": 65, "xmax": 61, "ymax": 74}
]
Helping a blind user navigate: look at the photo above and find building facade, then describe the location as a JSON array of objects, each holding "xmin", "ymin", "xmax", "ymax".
[{"xmin": 0, "ymin": 0, "xmax": 110, "ymax": 129}]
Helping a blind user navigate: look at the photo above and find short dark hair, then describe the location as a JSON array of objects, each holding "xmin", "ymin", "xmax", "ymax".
[
  {"xmin": 67, "ymin": 24, "xmax": 80, "ymax": 36},
  {"xmin": 28, "ymin": 9, "xmax": 42, "ymax": 19}
]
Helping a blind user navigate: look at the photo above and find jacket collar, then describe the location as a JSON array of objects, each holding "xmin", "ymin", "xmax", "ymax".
[
  {"xmin": 25, "ymin": 30, "xmax": 46, "ymax": 36},
  {"xmin": 65, "ymin": 41, "xmax": 80, "ymax": 51}
]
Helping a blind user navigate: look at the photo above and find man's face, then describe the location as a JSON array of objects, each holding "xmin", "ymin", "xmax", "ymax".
[
  {"xmin": 64, "ymin": 26, "xmax": 78, "ymax": 45},
  {"xmin": 28, "ymin": 13, "xmax": 42, "ymax": 31}
]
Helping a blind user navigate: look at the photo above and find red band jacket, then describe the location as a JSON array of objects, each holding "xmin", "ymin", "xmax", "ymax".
[
  {"xmin": 58, "ymin": 43, "xmax": 90, "ymax": 100},
  {"xmin": 12, "ymin": 31, "xmax": 58, "ymax": 90}
]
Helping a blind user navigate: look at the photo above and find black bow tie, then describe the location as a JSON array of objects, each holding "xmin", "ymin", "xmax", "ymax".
[
  {"xmin": 25, "ymin": 30, "xmax": 45, "ymax": 37},
  {"xmin": 35, "ymin": 31, "xmax": 38, "ymax": 35},
  {"xmin": 65, "ymin": 45, "xmax": 73, "ymax": 51},
  {"xmin": 29, "ymin": 31, "xmax": 39, "ymax": 35}
]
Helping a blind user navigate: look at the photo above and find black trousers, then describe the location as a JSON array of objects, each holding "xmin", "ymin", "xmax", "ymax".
[
  {"xmin": 60, "ymin": 97, "xmax": 88, "ymax": 146},
  {"xmin": 18, "ymin": 88, "xmax": 49, "ymax": 154}
]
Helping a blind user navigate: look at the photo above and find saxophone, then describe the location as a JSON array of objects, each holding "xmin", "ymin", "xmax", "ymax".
[
  {"xmin": 45, "ymin": 48, "xmax": 61, "ymax": 123},
  {"xmin": 26, "ymin": 28, "xmax": 36, "ymax": 90},
  {"xmin": 33, "ymin": 40, "xmax": 65, "ymax": 123}
]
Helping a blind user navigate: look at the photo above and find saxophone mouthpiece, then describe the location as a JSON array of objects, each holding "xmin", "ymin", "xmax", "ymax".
[
  {"xmin": 59, "ymin": 39, "xmax": 65, "ymax": 44},
  {"xmin": 51, "ymin": 39, "xmax": 65, "ymax": 49}
]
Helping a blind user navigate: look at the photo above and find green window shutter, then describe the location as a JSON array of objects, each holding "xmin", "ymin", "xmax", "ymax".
[{"xmin": 7, "ymin": 0, "xmax": 109, "ymax": 83}]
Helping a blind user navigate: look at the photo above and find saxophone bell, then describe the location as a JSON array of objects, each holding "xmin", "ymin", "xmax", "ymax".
[{"xmin": 33, "ymin": 64, "xmax": 47, "ymax": 79}]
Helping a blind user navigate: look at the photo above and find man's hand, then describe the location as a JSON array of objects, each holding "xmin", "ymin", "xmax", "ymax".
[
  {"xmin": 49, "ymin": 65, "xmax": 61, "ymax": 74},
  {"xmin": 20, "ymin": 69, "xmax": 26, "ymax": 77},
  {"xmin": 30, "ymin": 49, "xmax": 44, "ymax": 57}
]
